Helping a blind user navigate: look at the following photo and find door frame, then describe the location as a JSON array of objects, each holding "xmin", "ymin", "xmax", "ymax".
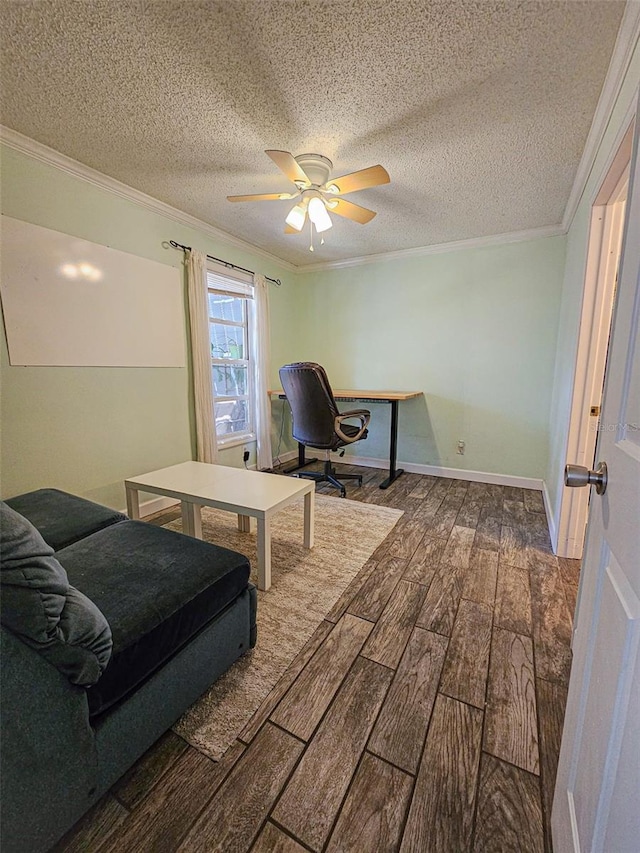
[
  {"xmin": 554, "ymin": 116, "xmax": 635, "ymax": 559},
  {"xmin": 552, "ymin": 89, "xmax": 640, "ymax": 853}
]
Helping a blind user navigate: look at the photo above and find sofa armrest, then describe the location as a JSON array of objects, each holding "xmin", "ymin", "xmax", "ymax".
[
  {"xmin": 1, "ymin": 626, "xmax": 98, "ymax": 853},
  {"xmin": 5, "ymin": 489, "xmax": 127, "ymax": 551},
  {"xmin": 248, "ymin": 582, "xmax": 258, "ymax": 647}
]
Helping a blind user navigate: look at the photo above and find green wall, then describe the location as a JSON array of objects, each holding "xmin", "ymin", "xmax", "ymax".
[
  {"xmin": 0, "ymin": 144, "xmax": 301, "ymax": 508},
  {"xmin": 1, "ymin": 141, "xmax": 569, "ymax": 509},
  {"xmin": 3, "ymin": 126, "xmax": 603, "ymax": 510},
  {"xmin": 297, "ymin": 236, "xmax": 566, "ymax": 480},
  {"xmin": 546, "ymin": 39, "xmax": 640, "ymax": 538}
]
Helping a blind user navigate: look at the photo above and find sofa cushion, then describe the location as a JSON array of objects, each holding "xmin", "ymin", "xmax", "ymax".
[
  {"xmin": 0, "ymin": 502, "xmax": 113, "ymax": 686},
  {"xmin": 5, "ymin": 488, "xmax": 127, "ymax": 551},
  {"xmin": 56, "ymin": 520, "xmax": 251, "ymax": 717}
]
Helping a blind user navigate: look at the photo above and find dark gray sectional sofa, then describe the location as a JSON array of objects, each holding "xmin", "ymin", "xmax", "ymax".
[{"xmin": 0, "ymin": 488, "xmax": 257, "ymax": 853}]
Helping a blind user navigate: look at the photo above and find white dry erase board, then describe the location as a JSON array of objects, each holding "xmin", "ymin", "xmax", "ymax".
[{"xmin": 0, "ymin": 216, "xmax": 186, "ymax": 367}]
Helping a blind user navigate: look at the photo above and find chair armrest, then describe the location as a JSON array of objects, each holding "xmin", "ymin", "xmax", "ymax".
[{"xmin": 334, "ymin": 409, "xmax": 371, "ymax": 443}]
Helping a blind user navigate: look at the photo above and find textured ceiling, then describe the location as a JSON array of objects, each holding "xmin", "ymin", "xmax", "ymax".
[{"xmin": 0, "ymin": 0, "xmax": 625, "ymax": 267}]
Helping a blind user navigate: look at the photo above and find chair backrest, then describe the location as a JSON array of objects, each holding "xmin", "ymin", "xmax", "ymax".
[{"xmin": 279, "ymin": 362, "xmax": 340, "ymax": 449}]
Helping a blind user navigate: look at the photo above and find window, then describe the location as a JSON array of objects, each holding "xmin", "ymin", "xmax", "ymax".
[{"xmin": 207, "ymin": 269, "xmax": 255, "ymax": 446}]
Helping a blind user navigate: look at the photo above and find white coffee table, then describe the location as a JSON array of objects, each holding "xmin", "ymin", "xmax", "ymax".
[{"xmin": 124, "ymin": 461, "xmax": 315, "ymax": 591}]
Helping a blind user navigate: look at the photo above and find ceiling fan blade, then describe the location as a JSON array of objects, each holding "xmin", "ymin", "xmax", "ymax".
[
  {"xmin": 284, "ymin": 224, "xmax": 298, "ymax": 234},
  {"xmin": 326, "ymin": 164, "xmax": 390, "ymax": 195},
  {"xmin": 265, "ymin": 150, "xmax": 310, "ymax": 185},
  {"xmin": 328, "ymin": 198, "xmax": 377, "ymax": 224},
  {"xmin": 227, "ymin": 192, "xmax": 297, "ymax": 202}
]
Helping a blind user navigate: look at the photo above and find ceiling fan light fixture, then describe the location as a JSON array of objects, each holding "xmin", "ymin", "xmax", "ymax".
[
  {"xmin": 227, "ymin": 150, "xmax": 390, "ymax": 244},
  {"xmin": 285, "ymin": 201, "xmax": 307, "ymax": 231},
  {"xmin": 308, "ymin": 196, "xmax": 332, "ymax": 232}
]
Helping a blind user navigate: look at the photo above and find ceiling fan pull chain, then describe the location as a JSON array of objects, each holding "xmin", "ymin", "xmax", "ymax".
[{"xmin": 309, "ymin": 218, "xmax": 314, "ymax": 252}]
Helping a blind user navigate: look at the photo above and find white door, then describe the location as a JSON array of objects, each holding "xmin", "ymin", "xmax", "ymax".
[{"xmin": 552, "ymin": 99, "xmax": 640, "ymax": 853}]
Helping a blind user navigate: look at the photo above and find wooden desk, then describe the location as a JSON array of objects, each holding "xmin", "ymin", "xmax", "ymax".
[{"xmin": 271, "ymin": 389, "xmax": 422, "ymax": 489}]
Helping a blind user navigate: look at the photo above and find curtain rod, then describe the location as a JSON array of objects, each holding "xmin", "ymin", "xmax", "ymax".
[{"xmin": 169, "ymin": 240, "xmax": 282, "ymax": 286}]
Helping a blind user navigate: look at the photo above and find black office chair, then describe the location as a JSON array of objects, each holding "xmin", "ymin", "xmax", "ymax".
[{"xmin": 279, "ymin": 362, "xmax": 371, "ymax": 498}]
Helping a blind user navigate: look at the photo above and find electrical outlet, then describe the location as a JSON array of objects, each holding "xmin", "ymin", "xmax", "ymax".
[
  {"xmin": 457, "ymin": 440, "xmax": 465, "ymax": 455},
  {"xmin": 243, "ymin": 449, "xmax": 250, "ymax": 463}
]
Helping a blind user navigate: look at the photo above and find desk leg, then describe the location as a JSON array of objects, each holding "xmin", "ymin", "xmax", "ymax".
[
  {"xmin": 182, "ymin": 502, "xmax": 202, "ymax": 539},
  {"xmin": 125, "ymin": 485, "xmax": 140, "ymax": 519},
  {"xmin": 283, "ymin": 443, "xmax": 318, "ymax": 474},
  {"xmin": 380, "ymin": 399, "xmax": 405, "ymax": 489},
  {"xmin": 257, "ymin": 516, "xmax": 271, "ymax": 591},
  {"xmin": 303, "ymin": 489, "xmax": 315, "ymax": 549}
]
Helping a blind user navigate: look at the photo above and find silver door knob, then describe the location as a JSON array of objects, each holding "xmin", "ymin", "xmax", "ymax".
[{"xmin": 565, "ymin": 461, "xmax": 608, "ymax": 495}]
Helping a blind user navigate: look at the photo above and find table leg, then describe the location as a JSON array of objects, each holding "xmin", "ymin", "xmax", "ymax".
[
  {"xmin": 237, "ymin": 514, "xmax": 251, "ymax": 532},
  {"xmin": 303, "ymin": 489, "xmax": 315, "ymax": 549},
  {"xmin": 380, "ymin": 399, "xmax": 405, "ymax": 489},
  {"xmin": 125, "ymin": 485, "xmax": 140, "ymax": 519},
  {"xmin": 181, "ymin": 502, "xmax": 202, "ymax": 538},
  {"xmin": 256, "ymin": 516, "xmax": 272, "ymax": 591}
]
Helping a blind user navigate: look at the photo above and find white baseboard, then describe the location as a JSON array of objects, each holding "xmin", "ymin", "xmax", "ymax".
[
  {"xmin": 334, "ymin": 453, "xmax": 544, "ymax": 490},
  {"xmin": 275, "ymin": 449, "xmax": 543, "ymax": 491},
  {"xmin": 121, "ymin": 494, "xmax": 180, "ymax": 517},
  {"xmin": 542, "ymin": 480, "xmax": 558, "ymax": 555},
  {"xmin": 274, "ymin": 449, "xmax": 301, "ymax": 465}
]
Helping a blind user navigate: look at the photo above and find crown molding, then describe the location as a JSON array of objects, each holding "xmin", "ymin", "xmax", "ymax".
[
  {"xmin": 2, "ymin": 124, "xmax": 565, "ymax": 273},
  {"xmin": 562, "ymin": 2, "xmax": 640, "ymax": 232},
  {"xmin": 297, "ymin": 224, "xmax": 565, "ymax": 273},
  {"xmin": 6, "ymin": 66, "xmax": 628, "ymax": 280},
  {"xmin": 0, "ymin": 125, "xmax": 297, "ymax": 274}
]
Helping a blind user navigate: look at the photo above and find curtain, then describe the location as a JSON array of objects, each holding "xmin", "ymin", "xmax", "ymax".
[
  {"xmin": 251, "ymin": 273, "xmax": 273, "ymax": 470},
  {"xmin": 186, "ymin": 250, "xmax": 218, "ymax": 463}
]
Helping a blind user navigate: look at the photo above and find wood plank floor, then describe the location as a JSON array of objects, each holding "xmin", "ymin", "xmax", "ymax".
[{"xmin": 54, "ymin": 465, "xmax": 578, "ymax": 853}]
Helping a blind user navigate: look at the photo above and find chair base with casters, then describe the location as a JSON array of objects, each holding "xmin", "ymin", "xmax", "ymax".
[
  {"xmin": 293, "ymin": 450, "xmax": 362, "ymax": 498},
  {"xmin": 279, "ymin": 362, "xmax": 371, "ymax": 499}
]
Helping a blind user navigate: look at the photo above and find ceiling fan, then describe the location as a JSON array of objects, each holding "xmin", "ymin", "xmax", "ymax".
[{"xmin": 227, "ymin": 150, "xmax": 390, "ymax": 246}]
